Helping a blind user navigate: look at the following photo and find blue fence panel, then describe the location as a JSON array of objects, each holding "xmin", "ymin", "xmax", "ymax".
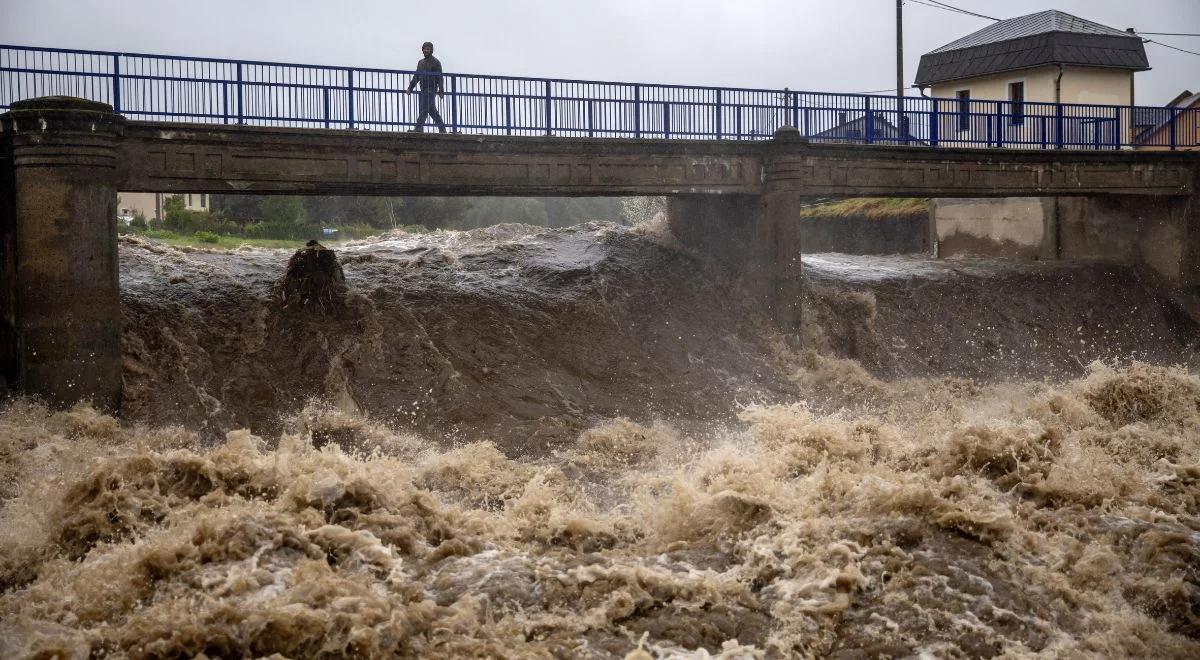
[{"xmin": 2, "ymin": 44, "xmax": 1197, "ymax": 150}]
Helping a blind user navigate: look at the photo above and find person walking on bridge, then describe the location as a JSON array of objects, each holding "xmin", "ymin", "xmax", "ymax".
[{"xmin": 406, "ymin": 41, "xmax": 446, "ymax": 133}]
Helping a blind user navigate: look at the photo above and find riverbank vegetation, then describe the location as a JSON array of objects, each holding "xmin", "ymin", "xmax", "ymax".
[{"xmin": 118, "ymin": 194, "xmax": 663, "ymax": 249}]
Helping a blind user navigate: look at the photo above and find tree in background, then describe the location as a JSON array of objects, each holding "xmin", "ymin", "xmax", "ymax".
[
  {"xmin": 205, "ymin": 194, "xmax": 633, "ymax": 236},
  {"xmin": 252, "ymin": 196, "xmax": 313, "ymax": 240}
]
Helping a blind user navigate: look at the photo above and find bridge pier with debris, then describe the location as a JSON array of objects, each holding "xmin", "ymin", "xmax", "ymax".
[{"xmin": 2, "ymin": 96, "xmax": 1198, "ymax": 409}]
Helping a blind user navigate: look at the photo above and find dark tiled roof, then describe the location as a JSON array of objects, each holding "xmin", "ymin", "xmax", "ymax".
[
  {"xmin": 930, "ymin": 9, "xmax": 1134, "ymax": 53},
  {"xmin": 812, "ymin": 114, "xmax": 923, "ymax": 144},
  {"xmin": 915, "ymin": 10, "xmax": 1149, "ymax": 87}
]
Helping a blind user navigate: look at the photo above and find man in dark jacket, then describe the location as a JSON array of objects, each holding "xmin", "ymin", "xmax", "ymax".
[{"xmin": 406, "ymin": 41, "xmax": 446, "ymax": 133}]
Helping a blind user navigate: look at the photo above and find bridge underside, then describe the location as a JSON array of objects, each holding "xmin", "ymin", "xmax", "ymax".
[{"xmin": 2, "ymin": 97, "xmax": 1199, "ymax": 410}]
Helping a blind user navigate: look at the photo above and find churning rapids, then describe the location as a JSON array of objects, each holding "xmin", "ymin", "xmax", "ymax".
[{"xmin": 3, "ymin": 220, "xmax": 1200, "ymax": 658}]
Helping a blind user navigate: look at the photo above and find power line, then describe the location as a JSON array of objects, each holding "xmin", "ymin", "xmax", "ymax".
[
  {"xmin": 907, "ymin": 0, "xmax": 999, "ymax": 22},
  {"xmin": 905, "ymin": 1, "xmax": 1200, "ymax": 57},
  {"xmin": 924, "ymin": 0, "xmax": 1000, "ymax": 21},
  {"xmin": 1143, "ymin": 38, "xmax": 1200, "ymax": 56}
]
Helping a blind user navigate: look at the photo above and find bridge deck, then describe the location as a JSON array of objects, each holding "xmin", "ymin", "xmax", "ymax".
[{"xmin": 120, "ymin": 121, "xmax": 1199, "ymax": 198}]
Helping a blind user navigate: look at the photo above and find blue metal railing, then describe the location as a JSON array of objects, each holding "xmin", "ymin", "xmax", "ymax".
[{"xmin": 2, "ymin": 44, "xmax": 1197, "ymax": 150}]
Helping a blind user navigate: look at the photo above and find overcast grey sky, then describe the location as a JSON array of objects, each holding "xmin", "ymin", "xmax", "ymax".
[{"xmin": 2, "ymin": 0, "xmax": 1197, "ymax": 105}]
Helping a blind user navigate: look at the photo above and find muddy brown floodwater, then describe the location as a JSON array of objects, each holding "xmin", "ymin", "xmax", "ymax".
[{"xmin": 2, "ymin": 220, "xmax": 1199, "ymax": 658}]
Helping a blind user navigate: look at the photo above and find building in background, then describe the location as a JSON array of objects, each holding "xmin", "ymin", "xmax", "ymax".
[
  {"xmin": 915, "ymin": 10, "xmax": 1149, "ymax": 148},
  {"xmin": 810, "ymin": 112, "xmax": 924, "ymax": 145},
  {"xmin": 1134, "ymin": 90, "xmax": 1200, "ymax": 151},
  {"xmin": 914, "ymin": 10, "xmax": 1157, "ymax": 261},
  {"xmin": 117, "ymin": 192, "xmax": 210, "ymax": 222}
]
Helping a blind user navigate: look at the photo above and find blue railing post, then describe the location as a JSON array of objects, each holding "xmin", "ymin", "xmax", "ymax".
[
  {"xmin": 633, "ymin": 84, "xmax": 641, "ymax": 138},
  {"xmin": 544, "ymin": 80, "xmax": 552, "ymax": 135},
  {"xmin": 221, "ymin": 82, "xmax": 229, "ymax": 124},
  {"xmin": 864, "ymin": 96, "xmax": 874, "ymax": 144},
  {"xmin": 236, "ymin": 62, "xmax": 244, "ymax": 124},
  {"xmin": 1114, "ymin": 107, "xmax": 1122, "ymax": 149},
  {"xmin": 790, "ymin": 89, "xmax": 799, "ymax": 129},
  {"xmin": 1170, "ymin": 108, "xmax": 1178, "ymax": 151},
  {"xmin": 995, "ymin": 103, "xmax": 1004, "ymax": 148},
  {"xmin": 504, "ymin": 95, "xmax": 512, "ymax": 135},
  {"xmin": 930, "ymin": 99, "xmax": 939, "ymax": 147},
  {"xmin": 450, "ymin": 75, "xmax": 459, "ymax": 133},
  {"xmin": 1039, "ymin": 115, "xmax": 1047, "ymax": 149},
  {"xmin": 346, "ymin": 68, "xmax": 355, "ymax": 129},
  {"xmin": 715, "ymin": 88, "xmax": 723, "ymax": 139},
  {"xmin": 663, "ymin": 102, "xmax": 671, "ymax": 138},
  {"xmin": 111, "ymin": 54, "xmax": 121, "ymax": 113},
  {"xmin": 587, "ymin": 99, "xmax": 594, "ymax": 137},
  {"xmin": 322, "ymin": 87, "xmax": 330, "ymax": 129},
  {"xmin": 735, "ymin": 105, "xmax": 742, "ymax": 140},
  {"xmin": 1055, "ymin": 104, "xmax": 1064, "ymax": 149}
]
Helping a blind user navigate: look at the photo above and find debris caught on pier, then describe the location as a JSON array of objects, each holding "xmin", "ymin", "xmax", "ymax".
[{"xmin": 274, "ymin": 240, "xmax": 347, "ymax": 311}]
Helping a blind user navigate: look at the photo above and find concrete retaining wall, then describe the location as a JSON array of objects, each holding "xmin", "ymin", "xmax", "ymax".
[
  {"xmin": 799, "ymin": 213, "xmax": 930, "ymax": 254},
  {"xmin": 931, "ymin": 195, "xmax": 1200, "ymax": 286}
]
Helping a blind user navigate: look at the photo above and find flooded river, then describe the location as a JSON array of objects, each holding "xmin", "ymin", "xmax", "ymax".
[{"xmin": 2, "ymin": 221, "xmax": 1198, "ymax": 657}]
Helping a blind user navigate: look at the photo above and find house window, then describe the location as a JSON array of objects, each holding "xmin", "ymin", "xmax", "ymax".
[
  {"xmin": 200, "ymin": 194, "xmax": 207, "ymax": 209},
  {"xmin": 957, "ymin": 90, "xmax": 971, "ymax": 131},
  {"xmin": 1009, "ymin": 82, "xmax": 1025, "ymax": 126},
  {"xmin": 188, "ymin": 194, "xmax": 193, "ymax": 207}
]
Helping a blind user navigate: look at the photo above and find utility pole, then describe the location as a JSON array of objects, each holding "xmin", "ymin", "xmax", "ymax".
[
  {"xmin": 896, "ymin": 0, "xmax": 904, "ymax": 103},
  {"xmin": 897, "ymin": 0, "xmax": 908, "ymax": 143}
]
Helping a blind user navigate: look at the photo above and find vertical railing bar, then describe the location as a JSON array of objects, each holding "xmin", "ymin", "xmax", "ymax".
[
  {"xmin": 633, "ymin": 83, "xmax": 641, "ymax": 138},
  {"xmin": 864, "ymin": 95, "xmax": 874, "ymax": 144},
  {"xmin": 927, "ymin": 98, "xmax": 937, "ymax": 147},
  {"xmin": 451, "ymin": 74, "xmax": 459, "ymax": 133},
  {"xmin": 996, "ymin": 102, "xmax": 1004, "ymax": 148},
  {"xmin": 790, "ymin": 88, "xmax": 798, "ymax": 130},
  {"xmin": 544, "ymin": 79, "xmax": 552, "ymax": 135},
  {"xmin": 235, "ymin": 61, "xmax": 244, "ymax": 124},
  {"xmin": 1055, "ymin": 103, "xmax": 1064, "ymax": 149},
  {"xmin": 322, "ymin": 85, "xmax": 330, "ymax": 129},
  {"xmin": 505, "ymin": 85, "xmax": 512, "ymax": 135},
  {"xmin": 346, "ymin": 67, "xmax": 355, "ymax": 129},
  {"xmin": 1170, "ymin": 107, "xmax": 1178, "ymax": 151}
]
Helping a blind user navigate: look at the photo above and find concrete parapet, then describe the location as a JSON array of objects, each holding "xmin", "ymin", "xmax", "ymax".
[{"xmin": 0, "ymin": 97, "xmax": 125, "ymax": 410}]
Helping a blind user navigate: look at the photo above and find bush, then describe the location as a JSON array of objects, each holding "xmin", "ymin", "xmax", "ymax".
[
  {"xmin": 245, "ymin": 221, "xmax": 308, "ymax": 240},
  {"xmin": 193, "ymin": 231, "xmax": 221, "ymax": 244},
  {"xmin": 336, "ymin": 223, "xmax": 379, "ymax": 239}
]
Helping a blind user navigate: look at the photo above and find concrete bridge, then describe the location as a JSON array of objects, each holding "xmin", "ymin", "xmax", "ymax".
[{"xmin": 2, "ymin": 97, "xmax": 1199, "ymax": 411}]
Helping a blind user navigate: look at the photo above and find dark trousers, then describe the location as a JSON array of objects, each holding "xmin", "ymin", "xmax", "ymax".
[{"xmin": 415, "ymin": 90, "xmax": 446, "ymax": 132}]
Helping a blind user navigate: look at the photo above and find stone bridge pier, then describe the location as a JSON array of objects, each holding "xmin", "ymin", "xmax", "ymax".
[
  {"xmin": 1, "ymin": 98, "xmax": 125, "ymax": 411},
  {"xmin": 2, "ymin": 96, "xmax": 1198, "ymax": 410}
]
